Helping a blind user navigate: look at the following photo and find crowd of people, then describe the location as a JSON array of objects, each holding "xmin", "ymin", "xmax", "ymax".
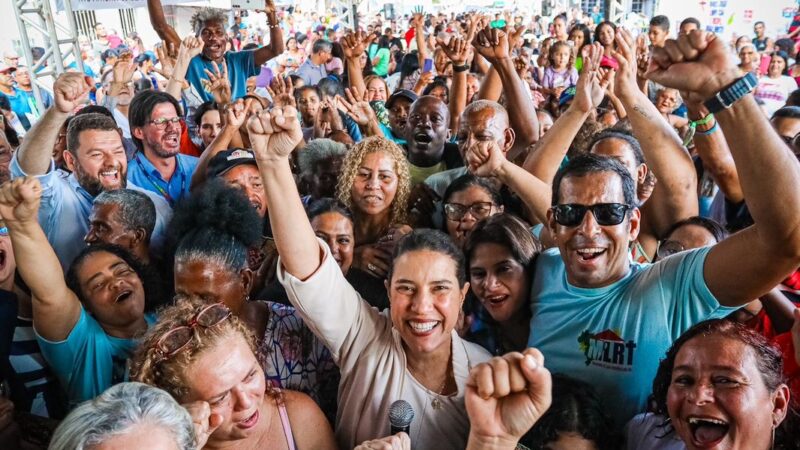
[{"xmin": 0, "ymin": 0, "xmax": 799, "ymax": 448}]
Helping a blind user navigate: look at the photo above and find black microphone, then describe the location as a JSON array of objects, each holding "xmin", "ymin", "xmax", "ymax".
[{"xmin": 388, "ymin": 400, "xmax": 414, "ymax": 436}]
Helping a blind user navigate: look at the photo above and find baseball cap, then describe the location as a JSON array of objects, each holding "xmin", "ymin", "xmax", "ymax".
[
  {"xmin": 0, "ymin": 64, "xmax": 16, "ymax": 74},
  {"xmin": 386, "ymin": 89, "xmax": 418, "ymax": 109},
  {"xmin": 207, "ymin": 148, "xmax": 258, "ymax": 178}
]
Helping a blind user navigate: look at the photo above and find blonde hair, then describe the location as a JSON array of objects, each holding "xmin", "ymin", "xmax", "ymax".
[
  {"xmin": 335, "ymin": 136, "xmax": 410, "ymax": 225},
  {"xmin": 130, "ymin": 297, "xmax": 266, "ymax": 401},
  {"xmin": 364, "ymin": 75, "xmax": 389, "ymax": 101}
]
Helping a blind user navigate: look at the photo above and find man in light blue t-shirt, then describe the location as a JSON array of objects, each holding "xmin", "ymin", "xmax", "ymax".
[
  {"xmin": 467, "ymin": 30, "xmax": 800, "ymax": 430},
  {"xmin": 147, "ymin": 0, "xmax": 284, "ymax": 102}
]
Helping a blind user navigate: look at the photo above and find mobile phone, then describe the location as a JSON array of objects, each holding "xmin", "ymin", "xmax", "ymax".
[{"xmin": 423, "ymin": 58, "xmax": 433, "ymax": 72}]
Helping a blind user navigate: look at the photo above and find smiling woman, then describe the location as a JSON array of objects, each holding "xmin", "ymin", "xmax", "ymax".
[
  {"xmin": 0, "ymin": 177, "xmax": 158, "ymax": 407},
  {"xmin": 648, "ymin": 319, "xmax": 798, "ymax": 450},
  {"xmin": 336, "ymin": 136, "xmax": 412, "ymax": 278}
]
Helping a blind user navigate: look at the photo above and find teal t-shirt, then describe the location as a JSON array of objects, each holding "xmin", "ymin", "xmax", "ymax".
[
  {"xmin": 528, "ymin": 246, "xmax": 736, "ymax": 429},
  {"xmin": 37, "ymin": 308, "xmax": 156, "ymax": 407},
  {"xmin": 185, "ymin": 50, "xmax": 259, "ymax": 103}
]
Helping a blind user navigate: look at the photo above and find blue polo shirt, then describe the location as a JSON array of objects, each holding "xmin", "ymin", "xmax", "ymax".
[
  {"xmin": 10, "ymin": 155, "xmax": 173, "ymax": 270},
  {"xmin": 185, "ymin": 50, "xmax": 259, "ymax": 102},
  {"xmin": 528, "ymin": 246, "xmax": 737, "ymax": 430},
  {"xmin": 126, "ymin": 152, "xmax": 199, "ymax": 207}
]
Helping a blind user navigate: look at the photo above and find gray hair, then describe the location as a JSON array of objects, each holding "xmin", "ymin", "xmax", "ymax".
[
  {"xmin": 312, "ymin": 39, "xmax": 333, "ymax": 55},
  {"xmin": 298, "ymin": 138, "xmax": 348, "ymax": 177},
  {"xmin": 94, "ymin": 189, "xmax": 157, "ymax": 243},
  {"xmin": 462, "ymin": 100, "xmax": 509, "ymax": 129},
  {"xmin": 191, "ymin": 8, "xmax": 228, "ymax": 35},
  {"xmin": 49, "ymin": 382, "xmax": 196, "ymax": 450}
]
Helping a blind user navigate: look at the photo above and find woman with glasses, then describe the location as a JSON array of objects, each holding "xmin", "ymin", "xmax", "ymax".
[
  {"xmin": 248, "ymin": 106, "xmax": 492, "ymax": 449},
  {"xmin": 442, "ymin": 175, "xmax": 504, "ymax": 248},
  {"xmin": 0, "ymin": 177, "xmax": 164, "ymax": 407},
  {"xmin": 169, "ymin": 180, "xmax": 339, "ymax": 421},
  {"xmin": 131, "ymin": 298, "xmax": 337, "ymax": 449},
  {"xmin": 655, "ymin": 216, "xmax": 728, "ymax": 261},
  {"xmin": 335, "ymin": 136, "xmax": 412, "ymax": 279}
]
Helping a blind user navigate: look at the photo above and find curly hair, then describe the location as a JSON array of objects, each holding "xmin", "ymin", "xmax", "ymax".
[
  {"xmin": 130, "ymin": 296, "xmax": 277, "ymax": 402},
  {"xmin": 335, "ymin": 136, "xmax": 410, "ymax": 225},
  {"xmin": 650, "ymin": 319, "xmax": 799, "ymax": 450},
  {"xmin": 167, "ymin": 179, "xmax": 263, "ymax": 273},
  {"xmin": 190, "ymin": 8, "xmax": 227, "ymax": 36}
]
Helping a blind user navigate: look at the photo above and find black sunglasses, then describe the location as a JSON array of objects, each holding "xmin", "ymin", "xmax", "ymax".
[{"xmin": 552, "ymin": 203, "xmax": 631, "ymax": 227}]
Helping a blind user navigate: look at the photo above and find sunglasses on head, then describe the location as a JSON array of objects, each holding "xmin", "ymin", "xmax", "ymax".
[
  {"xmin": 152, "ymin": 303, "xmax": 231, "ymax": 361},
  {"xmin": 552, "ymin": 203, "xmax": 631, "ymax": 227}
]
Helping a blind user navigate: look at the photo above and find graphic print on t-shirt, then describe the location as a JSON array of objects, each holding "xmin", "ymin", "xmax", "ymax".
[{"xmin": 577, "ymin": 329, "xmax": 637, "ymax": 371}]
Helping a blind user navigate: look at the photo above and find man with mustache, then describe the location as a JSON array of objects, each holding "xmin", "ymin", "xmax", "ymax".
[
  {"xmin": 10, "ymin": 73, "xmax": 171, "ymax": 270},
  {"xmin": 147, "ymin": 0, "xmax": 284, "ymax": 103},
  {"xmin": 127, "ymin": 90, "xmax": 199, "ymax": 206}
]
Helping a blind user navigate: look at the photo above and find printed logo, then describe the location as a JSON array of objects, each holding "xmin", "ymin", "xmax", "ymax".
[{"xmin": 578, "ymin": 329, "xmax": 636, "ymax": 372}]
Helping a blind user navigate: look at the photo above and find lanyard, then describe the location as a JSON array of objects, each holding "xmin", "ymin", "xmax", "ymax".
[{"xmin": 135, "ymin": 154, "xmax": 185, "ymax": 207}]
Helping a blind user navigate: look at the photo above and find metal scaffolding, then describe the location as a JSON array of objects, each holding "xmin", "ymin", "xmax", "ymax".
[{"xmin": 12, "ymin": 0, "xmax": 83, "ymax": 112}]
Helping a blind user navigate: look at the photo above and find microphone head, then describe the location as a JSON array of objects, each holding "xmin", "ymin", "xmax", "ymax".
[{"xmin": 388, "ymin": 400, "xmax": 415, "ymax": 428}]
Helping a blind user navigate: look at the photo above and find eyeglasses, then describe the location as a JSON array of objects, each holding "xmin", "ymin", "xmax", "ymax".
[
  {"xmin": 152, "ymin": 303, "xmax": 231, "ymax": 360},
  {"xmin": 656, "ymin": 239, "xmax": 685, "ymax": 260},
  {"xmin": 147, "ymin": 117, "xmax": 182, "ymax": 130},
  {"xmin": 444, "ymin": 202, "xmax": 495, "ymax": 221},
  {"xmin": 551, "ymin": 203, "xmax": 631, "ymax": 227}
]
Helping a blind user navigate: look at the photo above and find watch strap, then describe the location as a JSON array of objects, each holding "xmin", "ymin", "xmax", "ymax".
[{"xmin": 703, "ymin": 72, "xmax": 758, "ymax": 114}]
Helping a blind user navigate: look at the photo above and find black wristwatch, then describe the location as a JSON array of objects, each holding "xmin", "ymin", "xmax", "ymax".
[
  {"xmin": 453, "ymin": 64, "xmax": 470, "ymax": 73},
  {"xmin": 703, "ymin": 72, "xmax": 758, "ymax": 114}
]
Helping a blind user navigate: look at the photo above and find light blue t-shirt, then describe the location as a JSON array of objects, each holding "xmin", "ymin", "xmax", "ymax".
[
  {"xmin": 528, "ymin": 246, "xmax": 736, "ymax": 429},
  {"xmin": 126, "ymin": 152, "xmax": 199, "ymax": 207},
  {"xmin": 185, "ymin": 50, "xmax": 259, "ymax": 103},
  {"xmin": 10, "ymin": 155, "xmax": 172, "ymax": 270},
  {"xmin": 37, "ymin": 308, "xmax": 156, "ymax": 407}
]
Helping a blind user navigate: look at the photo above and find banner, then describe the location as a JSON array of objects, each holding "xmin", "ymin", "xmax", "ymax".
[{"xmin": 64, "ymin": 0, "xmax": 201, "ymax": 11}]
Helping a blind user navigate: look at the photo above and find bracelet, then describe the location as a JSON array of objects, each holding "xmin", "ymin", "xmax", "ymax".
[
  {"xmin": 689, "ymin": 113, "xmax": 714, "ymax": 128},
  {"xmin": 695, "ymin": 122, "xmax": 719, "ymax": 136},
  {"xmin": 453, "ymin": 64, "xmax": 469, "ymax": 73}
]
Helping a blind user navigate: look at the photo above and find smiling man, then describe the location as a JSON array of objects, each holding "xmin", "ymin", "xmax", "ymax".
[
  {"xmin": 405, "ymin": 96, "xmax": 463, "ymax": 185},
  {"xmin": 11, "ymin": 73, "xmax": 171, "ymax": 270},
  {"xmin": 128, "ymin": 90, "xmax": 199, "ymax": 206},
  {"xmin": 148, "ymin": 0, "xmax": 283, "ymax": 103},
  {"xmin": 465, "ymin": 29, "xmax": 800, "ymax": 433}
]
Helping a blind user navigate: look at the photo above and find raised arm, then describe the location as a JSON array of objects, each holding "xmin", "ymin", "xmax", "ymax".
[
  {"xmin": 17, "ymin": 73, "xmax": 91, "ymax": 175},
  {"xmin": 521, "ymin": 44, "xmax": 610, "ymax": 223},
  {"xmin": 613, "ymin": 30, "xmax": 698, "ymax": 243},
  {"xmin": 413, "ymin": 9, "xmax": 428, "ymax": 68},
  {"xmin": 465, "ymin": 138, "xmax": 551, "ymax": 226},
  {"xmin": 0, "ymin": 178, "xmax": 81, "ymax": 341},
  {"xmin": 166, "ymin": 37, "xmax": 204, "ymax": 101},
  {"xmin": 648, "ymin": 30, "xmax": 800, "ymax": 306},
  {"xmin": 472, "ymin": 26, "xmax": 538, "ymax": 152},
  {"xmin": 684, "ymin": 102, "xmax": 743, "ymax": 203},
  {"xmin": 253, "ymin": 1, "xmax": 284, "ymax": 66},
  {"xmin": 341, "ymin": 31, "xmax": 374, "ymax": 99},
  {"xmin": 147, "ymin": 0, "xmax": 181, "ymax": 53},
  {"xmin": 247, "ymin": 106, "xmax": 318, "ymax": 279},
  {"xmin": 191, "ymin": 102, "xmax": 248, "ymax": 190},
  {"xmin": 441, "ymin": 36, "xmax": 470, "ymax": 132}
]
